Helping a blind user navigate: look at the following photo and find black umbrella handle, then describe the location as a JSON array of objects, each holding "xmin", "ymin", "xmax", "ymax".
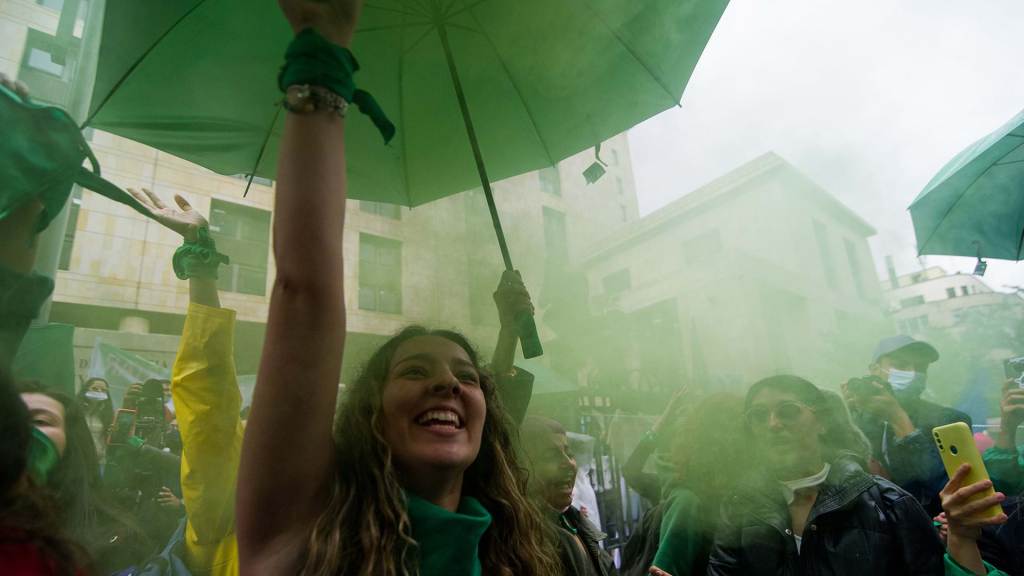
[{"xmin": 439, "ymin": 22, "xmax": 543, "ymax": 359}]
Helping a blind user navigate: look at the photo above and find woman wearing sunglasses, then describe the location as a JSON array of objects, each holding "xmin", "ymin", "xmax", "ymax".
[{"xmin": 707, "ymin": 374, "xmax": 946, "ymax": 575}]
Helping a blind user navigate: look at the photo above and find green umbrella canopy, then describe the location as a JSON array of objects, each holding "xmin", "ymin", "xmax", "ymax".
[
  {"xmin": 87, "ymin": 0, "xmax": 729, "ymax": 207},
  {"xmin": 910, "ymin": 108, "xmax": 1024, "ymax": 261}
]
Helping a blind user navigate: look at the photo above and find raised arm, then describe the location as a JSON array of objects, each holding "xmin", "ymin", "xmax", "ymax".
[
  {"xmin": 236, "ymin": 1, "xmax": 361, "ymax": 571},
  {"xmin": 490, "ymin": 270, "xmax": 536, "ymax": 424},
  {"xmin": 125, "ymin": 189, "xmax": 241, "ymax": 561}
]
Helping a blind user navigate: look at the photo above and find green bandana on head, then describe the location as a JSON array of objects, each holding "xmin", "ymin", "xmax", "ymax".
[{"xmin": 27, "ymin": 427, "xmax": 58, "ymax": 485}]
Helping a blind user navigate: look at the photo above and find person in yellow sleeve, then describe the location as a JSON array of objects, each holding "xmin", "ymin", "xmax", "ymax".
[{"xmin": 127, "ymin": 188, "xmax": 239, "ymax": 576}]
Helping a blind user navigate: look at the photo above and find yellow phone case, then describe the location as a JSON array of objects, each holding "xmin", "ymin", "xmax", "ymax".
[{"xmin": 932, "ymin": 422, "xmax": 1002, "ymax": 519}]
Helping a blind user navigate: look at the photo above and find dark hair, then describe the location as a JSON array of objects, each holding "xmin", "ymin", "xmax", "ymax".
[
  {"xmin": 520, "ymin": 415, "xmax": 567, "ymax": 439},
  {"xmin": 302, "ymin": 326, "xmax": 561, "ymax": 576},
  {"xmin": 0, "ymin": 372, "xmax": 31, "ymax": 495},
  {"xmin": 745, "ymin": 375, "xmax": 870, "ymax": 463},
  {"xmin": 17, "ymin": 380, "xmax": 146, "ymax": 564},
  {"xmin": 668, "ymin": 393, "xmax": 751, "ymax": 532},
  {"xmin": 3, "ymin": 373, "xmax": 89, "ymax": 575}
]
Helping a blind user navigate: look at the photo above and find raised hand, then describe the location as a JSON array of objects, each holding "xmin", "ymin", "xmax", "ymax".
[
  {"xmin": 1000, "ymin": 379, "xmax": 1024, "ymax": 430},
  {"xmin": 652, "ymin": 385, "xmax": 690, "ymax": 437},
  {"xmin": 493, "ymin": 270, "xmax": 534, "ymax": 332},
  {"xmin": 940, "ymin": 464, "xmax": 1007, "ymax": 541},
  {"xmin": 278, "ymin": 0, "xmax": 363, "ymax": 47},
  {"xmin": 126, "ymin": 189, "xmax": 207, "ymax": 243},
  {"xmin": 157, "ymin": 486, "xmax": 183, "ymax": 510}
]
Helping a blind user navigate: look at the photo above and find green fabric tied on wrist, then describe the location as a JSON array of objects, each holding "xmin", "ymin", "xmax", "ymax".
[
  {"xmin": 172, "ymin": 227, "xmax": 229, "ymax": 280},
  {"xmin": 278, "ymin": 28, "xmax": 395, "ymax": 143}
]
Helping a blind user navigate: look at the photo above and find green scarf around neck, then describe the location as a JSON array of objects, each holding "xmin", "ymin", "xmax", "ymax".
[{"xmin": 405, "ymin": 493, "xmax": 492, "ymax": 576}]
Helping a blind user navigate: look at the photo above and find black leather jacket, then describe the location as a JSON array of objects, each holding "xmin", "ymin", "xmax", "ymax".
[
  {"xmin": 707, "ymin": 456, "xmax": 945, "ymax": 576},
  {"xmin": 555, "ymin": 506, "xmax": 617, "ymax": 576}
]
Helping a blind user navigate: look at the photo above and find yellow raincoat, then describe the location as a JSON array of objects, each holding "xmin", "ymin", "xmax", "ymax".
[{"xmin": 171, "ymin": 303, "xmax": 242, "ymax": 576}]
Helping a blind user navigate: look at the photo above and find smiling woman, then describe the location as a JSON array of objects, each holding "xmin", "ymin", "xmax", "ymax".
[{"xmin": 297, "ymin": 326, "xmax": 558, "ymax": 575}]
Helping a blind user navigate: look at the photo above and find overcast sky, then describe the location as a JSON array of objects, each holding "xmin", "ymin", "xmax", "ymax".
[{"xmin": 627, "ymin": 0, "xmax": 1024, "ymax": 293}]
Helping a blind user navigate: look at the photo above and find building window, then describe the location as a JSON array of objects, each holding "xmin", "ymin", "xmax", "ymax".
[
  {"xmin": 610, "ymin": 149, "xmax": 620, "ymax": 166},
  {"xmin": 359, "ymin": 234, "xmax": 402, "ymax": 314},
  {"xmin": 25, "ymin": 46, "xmax": 65, "ymax": 77},
  {"xmin": 615, "ymin": 176, "xmax": 624, "ymax": 196},
  {"xmin": 57, "ymin": 188, "xmax": 83, "ymax": 271},
  {"xmin": 899, "ymin": 295, "xmax": 925, "ymax": 308},
  {"xmin": 602, "ymin": 269, "xmax": 631, "ymax": 297},
  {"xmin": 539, "ymin": 167, "xmax": 561, "ymax": 197},
  {"xmin": 360, "ymin": 200, "xmax": 401, "ymax": 220},
  {"xmin": 843, "ymin": 238, "xmax": 869, "ymax": 299},
  {"xmin": 543, "ymin": 207, "xmax": 568, "ymax": 264},
  {"xmin": 619, "ymin": 204, "xmax": 628, "ymax": 223},
  {"xmin": 682, "ymin": 230, "xmax": 723, "ymax": 266},
  {"xmin": 18, "ymin": 29, "xmax": 74, "ymax": 106},
  {"xmin": 903, "ymin": 315, "xmax": 930, "ymax": 333},
  {"xmin": 209, "ymin": 199, "xmax": 271, "ymax": 296},
  {"xmin": 946, "ymin": 287, "xmax": 957, "ymax": 299},
  {"xmin": 813, "ymin": 220, "xmax": 838, "ymax": 290},
  {"xmin": 961, "ymin": 286, "xmax": 969, "ymax": 296}
]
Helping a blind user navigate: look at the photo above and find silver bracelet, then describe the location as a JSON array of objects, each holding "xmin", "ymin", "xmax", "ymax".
[{"xmin": 283, "ymin": 84, "xmax": 349, "ymax": 117}]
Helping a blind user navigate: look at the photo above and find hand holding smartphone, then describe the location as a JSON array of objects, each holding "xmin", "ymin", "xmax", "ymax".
[{"xmin": 932, "ymin": 422, "xmax": 1002, "ymax": 520}]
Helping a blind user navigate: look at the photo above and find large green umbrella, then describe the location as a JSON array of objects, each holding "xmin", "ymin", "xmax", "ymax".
[
  {"xmin": 910, "ymin": 108, "xmax": 1024, "ymax": 261},
  {"xmin": 86, "ymin": 0, "xmax": 730, "ymax": 355}
]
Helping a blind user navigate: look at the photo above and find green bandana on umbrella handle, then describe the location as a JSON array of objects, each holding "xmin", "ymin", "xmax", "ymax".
[
  {"xmin": 172, "ymin": 227, "xmax": 229, "ymax": 280},
  {"xmin": 278, "ymin": 28, "xmax": 395, "ymax": 143}
]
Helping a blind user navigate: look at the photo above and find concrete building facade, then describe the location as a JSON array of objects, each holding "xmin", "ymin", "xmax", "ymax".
[
  {"xmin": 580, "ymin": 153, "xmax": 892, "ymax": 392},
  {"xmin": 882, "ymin": 267, "xmax": 1024, "ymax": 335},
  {"xmin": 3, "ymin": 0, "xmax": 642, "ymax": 387}
]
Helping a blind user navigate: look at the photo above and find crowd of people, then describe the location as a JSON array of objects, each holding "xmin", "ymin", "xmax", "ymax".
[{"xmin": 1, "ymin": 1, "xmax": 1022, "ymax": 575}]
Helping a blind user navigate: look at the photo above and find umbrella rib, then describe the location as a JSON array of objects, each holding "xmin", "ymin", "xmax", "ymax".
[
  {"xmin": 460, "ymin": 1, "xmax": 556, "ymax": 165},
  {"xmin": 917, "ymin": 162, "xmax": 994, "ymax": 255},
  {"xmin": 446, "ymin": 0, "xmax": 494, "ymax": 19},
  {"xmin": 403, "ymin": 25, "xmax": 437, "ymax": 55},
  {"xmin": 364, "ymin": 2, "xmax": 423, "ymax": 18},
  {"xmin": 360, "ymin": 22, "xmax": 431, "ymax": 33},
  {"xmin": 82, "ymin": 0, "xmax": 212, "ymax": 128},
  {"xmin": 575, "ymin": 0, "xmax": 679, "ymax": 106},
  {"xmin": 398, "ymin": 12, "xmax": 414, "ymax": 206}
]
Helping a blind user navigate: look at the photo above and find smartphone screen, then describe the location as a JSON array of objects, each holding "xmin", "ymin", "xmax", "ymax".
[
  {"xmin": 108, "ymin": 409, "xmax": 137, "ymax": 446},
  {"xmin": 1005, "ymin": 357, "xmax": 1024, "ymax": 387}
]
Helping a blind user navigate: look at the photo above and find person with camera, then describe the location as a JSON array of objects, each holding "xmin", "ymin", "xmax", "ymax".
[
  {"xmin": 980, "ymin": 379, "xmax": 1024, "ymax": 495},
  {"xmin": 109, "ymin": 379, "xmax": 185, "ymax": 557},
  {"xmin": 842, "ymin": 335, "xmax": 971, "ymax": 516}
]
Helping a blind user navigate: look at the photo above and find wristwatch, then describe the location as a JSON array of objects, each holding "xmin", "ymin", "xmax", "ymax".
[{"xmin": 283, "ymin": 84, "xmax": 349, "ymax": 117}]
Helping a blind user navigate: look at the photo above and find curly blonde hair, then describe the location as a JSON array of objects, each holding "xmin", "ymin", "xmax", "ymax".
[{"xmin": 301, "ymin": 326, "xmax": 561, "ymax": 576}]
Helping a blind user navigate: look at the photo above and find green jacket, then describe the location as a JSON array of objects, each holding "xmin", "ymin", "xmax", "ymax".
[{"xmin": 944, "ymin": 554, "xmax": 1007, "ymax": 576}]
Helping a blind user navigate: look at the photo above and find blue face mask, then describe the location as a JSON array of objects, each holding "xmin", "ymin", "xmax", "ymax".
[
  {"xmin": 888, "ymin": 369, "xmax": 926, "ymax": 396},
  {"xmin": 887, "ymin": 369, "xmax": 916, "ymax": 390}
]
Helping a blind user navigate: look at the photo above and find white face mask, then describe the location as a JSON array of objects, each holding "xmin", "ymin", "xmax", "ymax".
[
  {"xmin": 84, "ymin": 390, "xmax": 109, "ymax": 402},
  {"xmin": 887, "ymin": 369, "xmax": 917, "ymax": 391}
]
